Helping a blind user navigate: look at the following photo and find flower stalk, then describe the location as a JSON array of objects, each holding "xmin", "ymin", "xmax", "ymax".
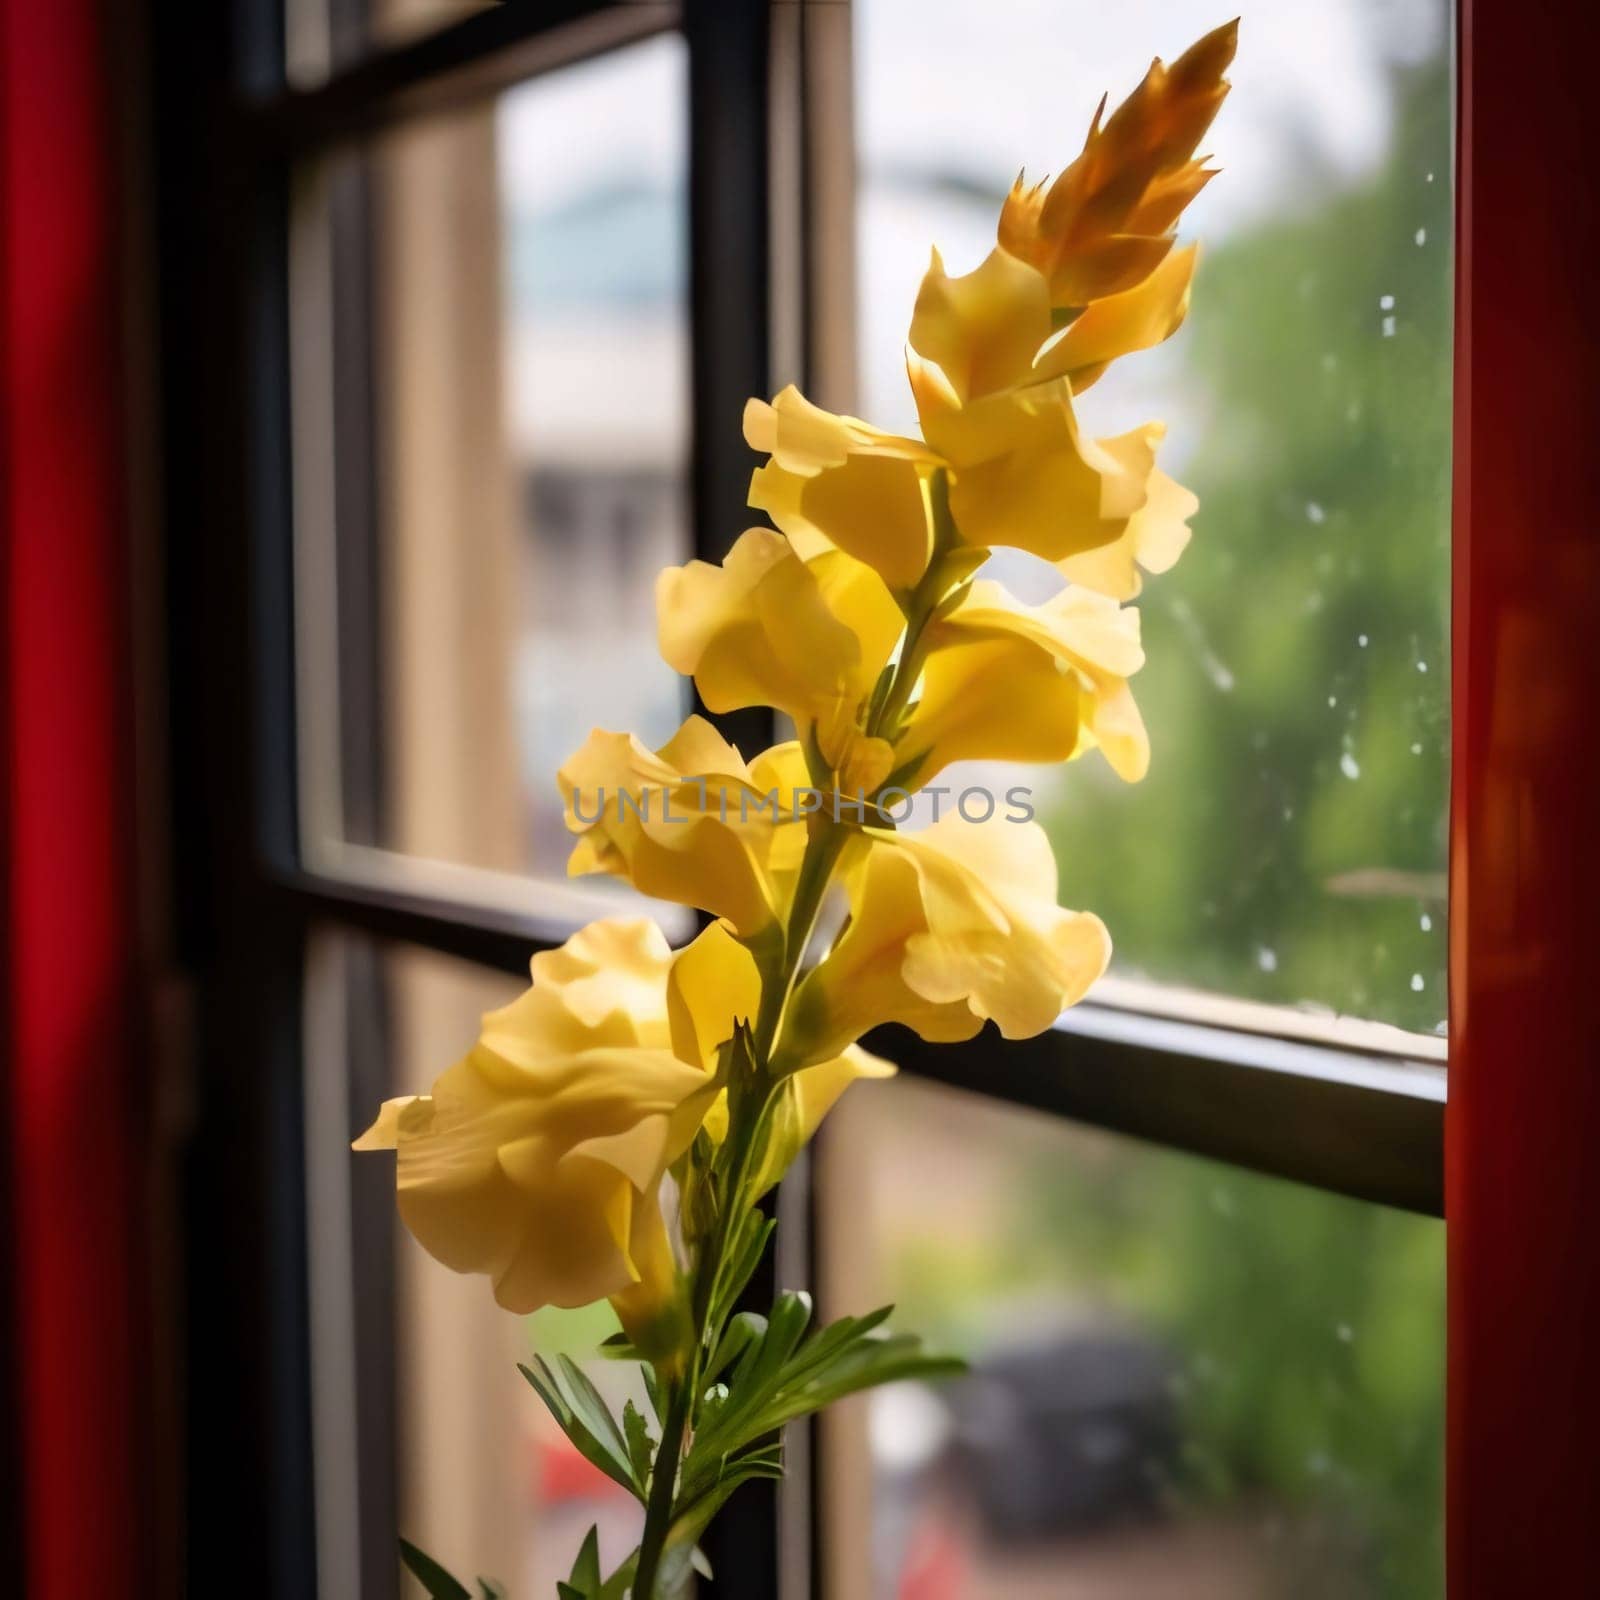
[{"xmin": 360, "ymin": 22, "xmax": 1236, "ymax": 1597}]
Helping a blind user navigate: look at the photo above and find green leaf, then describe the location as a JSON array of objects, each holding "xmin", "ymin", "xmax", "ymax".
[
  {"xmin": 623, "ymin": 1399, "xmax": 656, "ymax": 1488},
  {"xmin": 519, "ymin": 1359, "xmax": 643, "ymax": 1502},
  {"xmin": 596, "ymin": 1331, "xmax": 641, "ymax": 1362},
  {"xmin": 556, "ymin": 1356, "xmax": 634, "ymax": 1472},
  {"xmin": 704, "ymin": 1311, "xmax": 766, "ymax": 1385},
  {"xmin": 569, "ymin": 1526, "xmax": 602, "ymax": 1593},
  {"xmin": 476, "ymin": 1583, "xmax": 508, "ymax": 1600},
  {"xmin": 399, "ymin": 1537, "xmax": 473, "ymax": 1600},
  {"xmin": 680, "ymin": 1302, "xmax": 962, "ymax": 1504},
  {"xmin": 598, "ymin": 1550, "xmax": 638, "ymax": 1600}
]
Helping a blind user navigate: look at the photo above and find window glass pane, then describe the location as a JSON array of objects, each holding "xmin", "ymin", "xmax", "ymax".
[
  {"xmin": 855, "ymin": 1, "xmax": 1452, "ymax": 1032},
  {"xmin": 303, "ymin": 932, "xmax": 646, "ymax": 1595},
  {"xmin": 291, "ymin": 37, "xmax": 690, "ymax": 921},
  {"xmin": 820, "ymin": 1077, "xmax": 1444, "ymax": 1599}
]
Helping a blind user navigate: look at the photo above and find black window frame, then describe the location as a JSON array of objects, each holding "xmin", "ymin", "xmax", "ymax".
[{"xmin": 151, "ymin": 3, "xmax": 1445, "ymax": 1597}]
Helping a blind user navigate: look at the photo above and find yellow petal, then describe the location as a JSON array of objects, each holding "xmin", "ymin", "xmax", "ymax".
[
  {"xmin": 746, "ymin": 386, "xmax": 937, "ymax": 591},
  {"xmin": 939, "ymin": 384, "xmax": 1144, "ymax": 562},
  {"xmin": 607, "ymin": 1180, "xmax": 691, "ymax": 1369},
  {"xmin": 892, "ymin": 817, "xmax": 1112, "ymax": 1038},
  {"xmin": 908, "ymin": 245, "xmax": 1052, "ymax": 402},
  {"xmin": 750, "ymin": 1043, "xmax": 898, "ymax": 1196},
  {"xmin": 906, "ymin": 578, "xmax": 1148, "ymax": 783},
  {"xmin": 658, "ymin": 527, "xmax": 901, "ymax": 744},
  {"xmin": 559, "ymin": 719, "xmax": 793, "ymax": 935},
  {"xmin": 1057, "ymin": 425, "xmax": 1196, "ymax": 599},
  {"xmin": 1032, "ymin": 242, "xmax": 1198, "ymax": 392},
  {"xmin": 792, "ymin": 817, "xmax": 1110, "ymax": 1054},
  {"xmin": 666, "ymin": 920, "xmax": 762, "ymax": 1073}
]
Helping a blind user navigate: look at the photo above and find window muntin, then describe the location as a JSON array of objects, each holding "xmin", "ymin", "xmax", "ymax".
[
  {"xmin": 820, "ymin": 1075, "xmax": 1445, "ymax": 1600},
  {"xmin": 285, "ymin": 0, "xmax": 499, "ymax": 88},
  {"xmin": 290, "ymin": 35, "xmax": 691, "ymax": 923},
  {"xmin": 855, "ymin": 0, "xmax": 1453, "ymax": 1033}
]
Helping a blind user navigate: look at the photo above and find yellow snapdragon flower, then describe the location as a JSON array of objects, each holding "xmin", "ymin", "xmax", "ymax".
[
  {"xmin": 658, "ymin": 539, "xmax": 1149, "ymax": 792},
  {"xmin": 558, "ymin": 717, "xmax": 809, "ymax": 936},
  {"xmin": 783, "ymin": 816, "xmax": 1111, "ymax": 1066},
  {"xmin": 744, "ymin": 386, "xmax": 941, "ymax": 593},
  {"xmin": 353, "ymin": 920, "xmax": 714, "ymax": 1348},
  {"xmin": 902, "ymin": 579, "xmax": 1149, "ymax": 784},
  {"xmin": 657, "ymin": 526, "xmax": 900, "ymax": 791}
]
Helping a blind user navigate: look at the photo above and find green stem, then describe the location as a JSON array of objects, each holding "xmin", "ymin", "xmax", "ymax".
[
  {"xmin": 633, "ymin": 1374, "xmax": 691, "ymax": 1599},
  {"xmin": 870, "ymin": 468, "xmax": 964, "ymax": 743},
  {"xmin": 633, "ymin": 474, "xmax": 971, "ymax": 1593}
]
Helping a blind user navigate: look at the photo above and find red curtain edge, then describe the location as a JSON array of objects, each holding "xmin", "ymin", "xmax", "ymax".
[
  {"xmin": 2, "ymin": 0, "xmax": 144, "ymax": 1593},
  {"xmin": 1449, "ymin": 0, "xmax": 1600, "ymax": 1592}
]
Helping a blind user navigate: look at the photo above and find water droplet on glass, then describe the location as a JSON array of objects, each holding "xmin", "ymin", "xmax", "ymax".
[
  {"xmin": 1426, "ymin": 170, "xmax": 1436, "ymax": 182},
  {"xmin": 1417, "ymin": 660, "xmax": 1429, "ymax": 673},
  {"xmin": 1339, "ymin": 752, "xmax": 1361, "ymax": 780},
  {"xmin": 1379, "ymin": 294, "xmax": 1396, "ymax": 310},
  {"xmin": 1327, "ymin": 694, "xmax": 1338, "ymax": 708},
  {"xmin": 1410, "ymin": 741, "xmax": 1424, "ymax": 755},
  {"xmin": 1382, "ymin": 314, "xmax": 1397, "ymax": 337},
  {"xmin": 1256, "ymin": 947, "xmax": 1278, "ymax": 973},
  {"xmin": 1411, "ymin": 973, "xmax": 1425, "ymax": 992},
  {"xmin": 1336, "ymin": 1322, "xmax": 1354, "ymax": 1343},
  {"xmin": 1357, "ymin": 632, "xmax": 1369, "ymax": 647},
  {"xmin": 1305, "ymin": 501, "xmax": 1326, "ymax": 525},
  {"xmin": 1415, "ymin": 227, "xmax": 1427, "ymax": 246}
]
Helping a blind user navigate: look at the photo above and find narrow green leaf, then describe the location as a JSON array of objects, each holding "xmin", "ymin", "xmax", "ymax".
[
  {"xmin": 596, "ymin": 1332, "xmax": 641, "ymax": 1361},
  {"xmin": 556, "ymin": 1355, "xmax": 634, "ymax": 1473},
  {"xmin": 518, "ymin": 1361, "xmax": 643, "ymax": 1503},
  {"xmin": 399, "ymin": 1537, "xmax": 473, "ymax": 1600},
  {"xmin": 704, "ymin": 1311, "xmax": 766, "ymax": 1385},
  {"xmin": 476, "ymin": 1582, "xmax": 508, "ymax": 1600},
  {"xmin": 623, "ymin": 1399, "xmax": 655, "ymax": 1488},
  {"xmin": 569, "ymin": 1525, "xmax": 602, "ymax": 1592},
  {"xmin": 597, "ymin": 1549, "xmax": 639, "ymax": 1600}
]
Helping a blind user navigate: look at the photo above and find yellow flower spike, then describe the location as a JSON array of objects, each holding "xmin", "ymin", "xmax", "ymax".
[
  {"xmin": 559, "ymin": 717, "xmax": 801, "ymax": 936},
  {"xmin": 745, "ymin": 385, "xmax": 939, "ymax": 592},
  {"xmin": 657, "ymin": 527, "xmax": 903, "ymax": 775},
  {"xmin": 352, "ymin": 918, "xmax": 720, "ymax": 1322},
  {"xmin": 1058, "ymin": 424, "xmax": 1197, "ymax": 600},
  {"xmin": 788, "ymin": 815, "xmax": 1110, "ymax": 1062},
  {"xmin": 897, "ymin": 578, "xmax": 1149, "ymax": 784},
  {"xmin": 997, "ymin": 20, "xmax": 1236, "ymax": 311}
]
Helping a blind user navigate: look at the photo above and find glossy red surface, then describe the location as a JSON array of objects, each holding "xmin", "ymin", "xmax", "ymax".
[{"xmin": 1449, "ymin": 1, "xmax": 1600, "ymax": 1591}]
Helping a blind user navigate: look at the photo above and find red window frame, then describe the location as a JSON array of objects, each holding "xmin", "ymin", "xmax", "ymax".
[{"xmin": 1448, "ymin": 0, "xmax": 1600, "ymax": 1590}]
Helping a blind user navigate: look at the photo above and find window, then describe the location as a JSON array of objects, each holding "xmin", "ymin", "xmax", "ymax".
[{"xmin": 160, "ymin": 3, "xmax": 1448, "ymax": 1596}]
